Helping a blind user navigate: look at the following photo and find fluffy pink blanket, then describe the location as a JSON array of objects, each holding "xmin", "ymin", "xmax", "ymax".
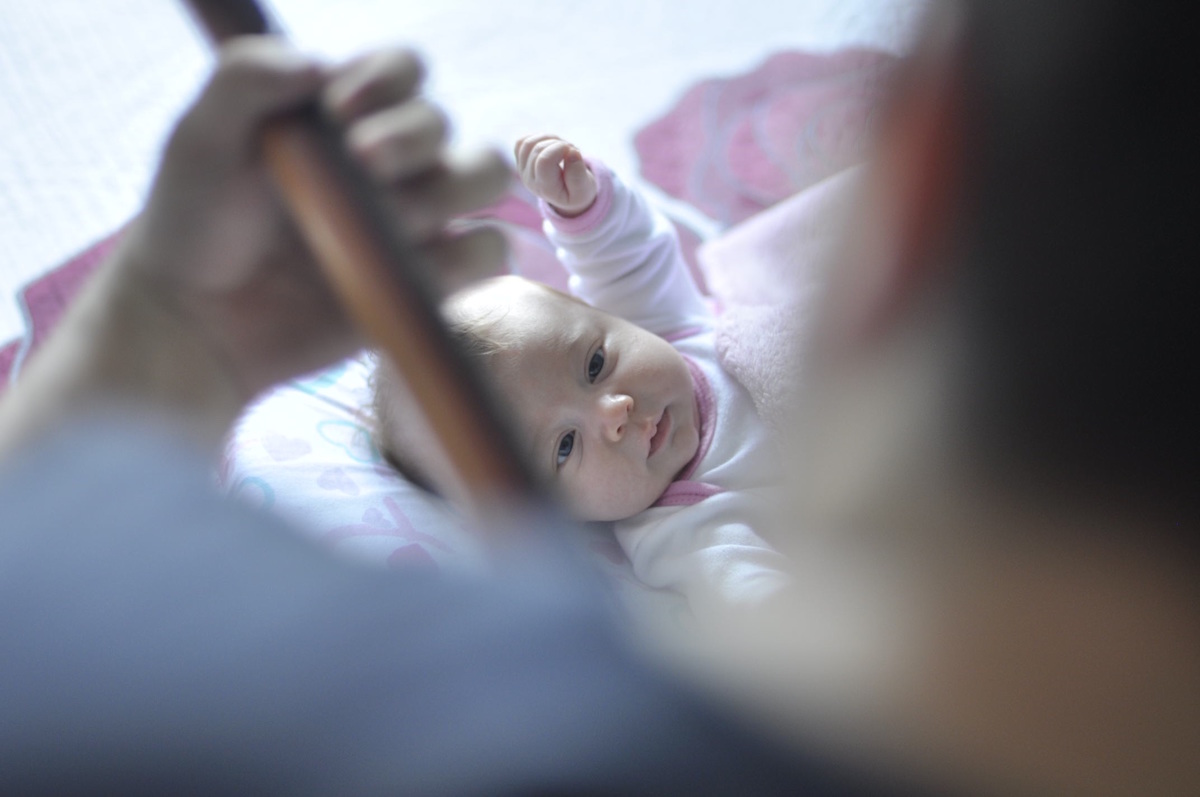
[
  {"xmin": 631, "ymin": 47, "xmax": 893, "ymax": 434},
  {"xmin": 700, "ymin": 167, "xmax": 862, "ymax": 436}
]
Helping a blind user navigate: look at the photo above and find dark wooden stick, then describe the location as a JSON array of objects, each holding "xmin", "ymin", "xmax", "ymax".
[{"xmin": 181, "ymin": 0, "xmax": 541, "ymax": 514}]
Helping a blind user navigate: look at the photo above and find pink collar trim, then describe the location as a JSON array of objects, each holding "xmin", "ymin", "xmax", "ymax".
[
  {"xmin": 649, "ymin": 354, "xmax": 723, "ymax": 508},
  {"xmin": 654, "ymin": 480, "xmax": 724, "ymax": 508},
  {"xmin": 677, "ymin": 354, "xmax": 715, "ymax": 482},
  {"xmin": 661, "ymin": 325, "xmax": 705, "ymax": 343}
]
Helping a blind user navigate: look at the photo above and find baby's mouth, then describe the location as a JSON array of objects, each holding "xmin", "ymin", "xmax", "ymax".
[{"xmin": 648, "ymin": 408, "xmax": 671, "ymax": 458}]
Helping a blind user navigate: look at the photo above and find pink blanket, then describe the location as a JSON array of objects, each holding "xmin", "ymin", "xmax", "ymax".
[{"xmin": 700, "ymin": 167, "xmax": 863, "ymax": 435}]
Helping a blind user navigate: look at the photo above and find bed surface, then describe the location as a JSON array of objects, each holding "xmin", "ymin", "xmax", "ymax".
[
  {"xmin": 0, "ymin": 0, "xmax": 925, "ymax": 610},
  {"xmin": 0, "ymin": 0, "xmax": 925, "ymax": 343}
]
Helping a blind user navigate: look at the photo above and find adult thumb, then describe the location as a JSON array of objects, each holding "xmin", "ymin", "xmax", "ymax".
[{"xmin": 169, "ymin": 36, "xmax": 323, "ymax": 163}]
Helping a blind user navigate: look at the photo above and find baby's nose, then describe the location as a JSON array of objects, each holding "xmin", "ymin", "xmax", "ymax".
[{"xmin": 597, "ymin": 394, "xmax": 633, "ymax": 442}]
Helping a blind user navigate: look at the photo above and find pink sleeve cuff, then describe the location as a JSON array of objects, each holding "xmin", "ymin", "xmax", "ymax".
[{"xmin": 539, "ymin": 157, "xmax": 614, "ymax": 235}]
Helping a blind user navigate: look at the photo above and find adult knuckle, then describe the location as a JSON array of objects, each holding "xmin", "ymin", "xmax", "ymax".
[
  {"xmin": 376, "ymin": 47, "xmax": 425, "ymax": 93},
  {"xmin": 421, "ymin": 102, "xmax": 450, "ymax": 141},
  {"xmin": 213, "ymin": 37, "xmax": 268, "ymax": 86}
]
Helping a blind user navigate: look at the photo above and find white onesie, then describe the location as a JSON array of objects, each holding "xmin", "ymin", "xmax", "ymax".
[{"xmin": 540, "ymin": 160, "xmax": 792, "ymax": 618}]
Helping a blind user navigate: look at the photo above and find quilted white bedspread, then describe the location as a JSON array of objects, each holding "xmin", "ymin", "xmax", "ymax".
[{"xmin": 0, "ymin": 0, "xmax": 925, "ymax": 341}]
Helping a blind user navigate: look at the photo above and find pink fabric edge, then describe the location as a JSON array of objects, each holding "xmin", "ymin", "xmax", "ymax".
[
  {"xmin": 651, "ymin": 355, "xmax": 722, "ymax": 508},
  {"xmin": 653, "ymin": 480, "xmax": 724, "ymax": 508},
  {"xmin": 538, "ymin": 158, "xmax": 614, "ymax": 235},
  {"xmin": 675, "ymin": 354, "xmax": 716, "ymax": 483}
]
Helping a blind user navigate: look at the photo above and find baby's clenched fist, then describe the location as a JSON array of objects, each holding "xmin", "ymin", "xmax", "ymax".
[{"xmin": 514, "ymin": 134, "xmax": 598, "ymax": 217}]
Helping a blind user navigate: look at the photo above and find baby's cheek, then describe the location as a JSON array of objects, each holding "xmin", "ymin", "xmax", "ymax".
[{"xmin": 564, "ymin": 463, "xmax": 660, "ymax": 523}]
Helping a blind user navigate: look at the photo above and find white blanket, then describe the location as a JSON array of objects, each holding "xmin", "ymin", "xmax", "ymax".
[{"xmin": 0, "ymin": 0, "xmax": 926, "ymax": 341}]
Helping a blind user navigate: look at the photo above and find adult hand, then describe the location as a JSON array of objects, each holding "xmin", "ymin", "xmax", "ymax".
[
  {"xmin": 0, "ymin": 38, "xmax": 509, "ymax": 457},
  {"xmin": 124, "ymin": 37, "xmax": 510, "ymax": 400}
]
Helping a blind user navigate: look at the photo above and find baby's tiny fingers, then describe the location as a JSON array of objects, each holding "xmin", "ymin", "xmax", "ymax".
[
  {"xmin": 532, "ymin": 139, "xmax": 571, "ymax": 182},
  {"xmin": 515, "ymin": 134, "xmax": 561, "ymax": 171},
  {"xmin": 562, "ymin": 152, "xmax": 593, "ymax": 189}
]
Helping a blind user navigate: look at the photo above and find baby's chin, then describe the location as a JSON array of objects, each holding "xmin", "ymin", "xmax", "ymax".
[{"xmin": 569, "ymin": 478, "xmax": 672, "ymax": 523}]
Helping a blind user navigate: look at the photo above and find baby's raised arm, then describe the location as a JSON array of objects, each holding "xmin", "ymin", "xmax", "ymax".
[{"xmin": 513, "ymin": 134, "xmax": 708, "ymax": 337}]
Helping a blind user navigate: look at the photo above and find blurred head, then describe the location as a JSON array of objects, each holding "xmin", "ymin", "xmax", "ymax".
[
  {"xmin": 765, "ymin": 1, "xmax": 1200, "ymax": 793},
  {"xmin": 953, "ymin": 0, "xmax": 1197, "ymax": 519},
  {"xmin": 792, "ymin": 0, "xmax": 1200, "ymax": 532},
  {"xmin": 374, "ymin": 275, "xmax": 699, "ymax": 521}
]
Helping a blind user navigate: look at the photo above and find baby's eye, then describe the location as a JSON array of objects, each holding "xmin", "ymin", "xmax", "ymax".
[
  {"xmin": 587, "ymin": 348, "xmax": 605, "ymax": 382},
  {"xmin": 556, "ymin": 431, "xmax": 576, "ymax": 467}
]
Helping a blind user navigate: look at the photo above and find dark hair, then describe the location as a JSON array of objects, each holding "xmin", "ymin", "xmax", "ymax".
[{"xmin": 949, "ymin": 0, "xmax": 1197, "ymax": 515}]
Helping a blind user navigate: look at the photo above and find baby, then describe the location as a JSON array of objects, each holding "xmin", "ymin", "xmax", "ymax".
[{"xmin": 373, "ymin": 135, "xmax": 790, "ymax": 616}]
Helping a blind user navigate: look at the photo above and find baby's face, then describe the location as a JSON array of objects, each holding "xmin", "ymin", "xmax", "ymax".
[{"xmin": 475, "ymin": 279, "xmax": 699, "ymax": 521}]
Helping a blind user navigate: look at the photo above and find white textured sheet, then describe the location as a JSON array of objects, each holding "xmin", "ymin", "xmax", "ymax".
[{"xmin": 0, "ymin": 0, "xmax": 925, "ymax": 342}]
